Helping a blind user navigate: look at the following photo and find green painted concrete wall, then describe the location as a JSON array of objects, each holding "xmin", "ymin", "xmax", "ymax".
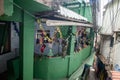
[
  {"xmin": 34, "ymin": 57, "xmax": 69, "ymax": 80},
  {"xmin": 0, "ymin": 1, "xmax": 51, "ymax": 80},
  {"xmin": 7, "ymin": 58, "xmax": 19, "ymax": 80},
  {"xmin": 4, "ymin": 0, "xmax": 13, "ymax": 16},
  {"xmin": 47, "ymin": 58, "xmax": 68, "ymax": 79},
  {"xmin": 68, "ymin": 46, "xmax": 91, "ymax": 75},
  {"xmin": 0, "ymin": 6, "xmax": 22, "ymax": 22},
  {"xmin": 14, "ymin": 0, "xmax": 51, "ymax": 14},
  {"xmin": 80, "ymin": 6, "xmax": 92, "ymax": 22},
  {"xmin": 34, "ymin": 46, "xmax": 91, "ymax": 80},
  {"xmin": 2, "ymin": 1, "xmax": 93, "ymax": 80},
  {"xmin": 0, "ymin": 0, "xmax": 13, "ymax": 16},
  {"xmin": 19, "ymin": 11, "xmax": 35, "ymax": 80},
  {"xmin": 8, "ymin": 46, "xmax": 91, "ymax": 80},
  {"xmin": 68, "ymin": 3, "xmax": 92, "ymax": 22}
]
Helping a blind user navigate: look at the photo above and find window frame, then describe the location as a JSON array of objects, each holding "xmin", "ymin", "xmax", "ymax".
[{"xmin": 0, "ymin": 21, "xmax": 11, "ymax": 55}]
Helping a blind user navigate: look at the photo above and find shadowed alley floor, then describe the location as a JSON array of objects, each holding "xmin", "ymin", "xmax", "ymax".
[{"xmin": 0, "ymin": 71, "xmax": 8, "ymax": 80}]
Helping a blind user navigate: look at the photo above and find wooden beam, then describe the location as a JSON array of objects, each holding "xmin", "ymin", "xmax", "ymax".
[
  {"xmin": 97, "ymin": 54, "xmax": 112, "ymax": 78},
  {"xmin": 98, "ymin": 54, "xmax": 108, "ymax": 65}
]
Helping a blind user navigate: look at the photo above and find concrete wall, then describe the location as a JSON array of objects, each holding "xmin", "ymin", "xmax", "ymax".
[
  {"xmin": 0, "ymin": 22, "xmax": 19, "ymax": 73},
  {"xmin": 100, "ymin": 0, "xmax": 120, "ymax": 34},
  {"xmin": 34, "ymin": 46, "xmax": 91, "ymax": 80},
  {"xmin": 0, "ymin": 22, "xmax": 64, "ymax": 73},
  {"xmin": 113, "ymin": 34, "xmax": 120, "ymax": 69},
  {"xmin": 114, "ymin": 43, "xmax": 120, "ymax": 67},
  {"xmin": 100, "ymin": 35, "xmax": 120, "ymax": 69},
  {"xmin": 100, "ymin": 36, "xmax": 111, "ymax": 59}
]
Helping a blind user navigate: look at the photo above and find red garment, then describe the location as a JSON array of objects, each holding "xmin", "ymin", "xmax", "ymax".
[{"xmin": 40, "ymin": 44, "xmax": 46, "ymax": 53}]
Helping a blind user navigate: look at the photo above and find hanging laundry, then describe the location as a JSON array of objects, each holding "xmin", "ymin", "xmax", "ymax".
[
  {"xmin": 40, "ymin": 44, "xmax": 46, "ymax": 53},
  {"xmin": 39, "ymin": 37, "xmax": 43, "ymax": 45}
]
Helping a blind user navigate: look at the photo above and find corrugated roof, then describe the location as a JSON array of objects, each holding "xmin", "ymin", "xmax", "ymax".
[
  {"xmin": 35, "ymin": 5, "xmax": 91, "ymax": 27},
  {"xmin": 58, "ymin": 5, "xmax": 88, "ymax": 21}
]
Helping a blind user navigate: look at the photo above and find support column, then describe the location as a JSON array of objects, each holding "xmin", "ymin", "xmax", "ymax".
[
  {"xmin": 88, "ymin": 28, "xmax": 94, "ymax": 56},
  {"xmin": 67, "ymin": 26, "xmax": 76, "ymax": 76},
  {"xmin": 67, "ymin": 26, "xmax": 76, "ymax": 55},
  {"xmin": 19, "ymin": 11, "xmax": 34, "ymax": 80}
]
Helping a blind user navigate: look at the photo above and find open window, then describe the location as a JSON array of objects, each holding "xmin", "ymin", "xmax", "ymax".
[
  {"xmin": 116, "ymin": 32, "xmax": 120, "ymax": 42},
  {"xmin": 0, "ymin": 21, "xmax": 11, "ymax": 55},
  {"xmin": 36, "ymin": 30, "xmax": 50, "ymax": 43}
]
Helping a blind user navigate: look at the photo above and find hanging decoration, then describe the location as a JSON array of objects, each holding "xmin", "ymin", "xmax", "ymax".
[
  {"xmin": 40, "ymin": 44, "xmax": 46, "ymax": 53},
  {"xmin": 37, "ymin": 19, "xmax": 53, "ymax": 43},
  {"xmin": 36, "ymin": 19, "xmax": 71, "ymax": 57},
  {"xmin": 54, "ymin": 27, "xmax": 62, "ymax": 39}
]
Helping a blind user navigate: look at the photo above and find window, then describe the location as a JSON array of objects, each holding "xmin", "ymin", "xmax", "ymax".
[
  {"xmin": 0, "ymin": 21, "xmax": 11, "ymax": 55},
  {"xmin": 36, "ymin": 30, "xmax": 50, "ymax": 43},
  {"xmin": 116, "ymin": 32, "xmax": 120, "ymax": 42}
]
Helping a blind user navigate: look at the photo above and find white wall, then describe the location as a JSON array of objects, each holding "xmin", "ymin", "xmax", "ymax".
[
  {"xmin": 100, "ymin": 0, "xmax": 120, "ymax": 34},
  {"xmin": 112, "ymin": 34, "xmax": 120, "ymax": 69},
  {"xmin": 100, "ymin": 34, "xmax": 120, "ymax": 70},
  {"xmin": 100, "ymin": 0, "xmax": 120, "ymax": 70},
  {"xmin": 113, "ymin": 43, "xmax": 120, "ymax": 67},
  {"xmin": 0, "ymin": 22, "xmax": 19, "ymax": 73},
  {"xmin": 100, "ymin": 36, "xmax": 111, "ymax": 59}
]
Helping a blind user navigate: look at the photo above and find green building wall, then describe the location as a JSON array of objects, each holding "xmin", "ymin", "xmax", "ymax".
[
  {"xmin": 67, "ymin": 2, "xmax": 92, "ymax": 22},
  {"xmin": 34, "ymin": 46, "xmax": 91, "ymax": 80},
  {"xmin": 0, "ymin": 1, "xmax": 93, "ymax": 80},
  {"xmin": 7, "ymin": 46, "xmax": 92, "ymax": 80}
]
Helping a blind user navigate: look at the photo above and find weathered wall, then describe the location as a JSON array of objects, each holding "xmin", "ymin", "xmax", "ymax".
[
  {"xmin": 113, "ymin": 43, "xmax": 120, "ymax": 67},
  {"xmin": 100, "ymin": 36, "xmax": 111, "ymax": 59},
  {"xmin": 0, "ymin": 0, "xmax": 13, "ymax": 16},
  {"xmin": 69, "ymin": 46, "xmax": 91, "ymax": 75},
  {"xmin": 100, "ymin": 0, "xmax": 120, "ymax": 34},
  {"xmin": 0, "ymin": 22, "xmax": 19, "ymax": 73}
]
